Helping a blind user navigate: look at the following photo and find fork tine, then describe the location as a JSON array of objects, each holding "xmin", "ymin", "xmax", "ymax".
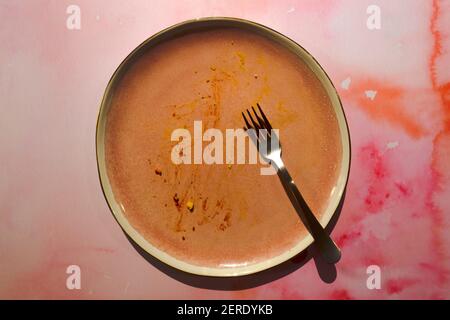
[
  {"xmin": 243, "ymin": 112, "xmax": 260, "ymax": 146},
  {"xmin": 246, "ymin": 109, "xmax": 260, "ymax": 131},
  {"xmin": 252, "ymin": 106, "xmax": 267, "ymax": 131},
  {"xmin": 242, "ymin": 112, "xmax": 252, "ymax": 130},
  {"xmin": 256, "ymin": 103, "xmax": 273, "ymax": 131},
  {"xmin": 246, "ymin": 127, "xmax": 259, "ymax": 150}
]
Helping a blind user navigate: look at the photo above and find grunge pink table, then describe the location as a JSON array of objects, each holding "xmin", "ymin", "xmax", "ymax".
[{"xmin": 0, "ymin": 0, "xmax": 449, "ymax": 299}]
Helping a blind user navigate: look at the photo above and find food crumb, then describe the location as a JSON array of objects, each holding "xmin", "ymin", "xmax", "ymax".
[
  {"xmin": 186, "ymin": 200, "xmax": 194, "ymax": 212},
  {"xmin": 155, "ymin": 169, "xmax": 162, "ymax": 176},
  {"xmin": 182, "ymin": 236, "xmax": 186, "ymax": 241},
  {"xmin": 254, "ymin": 74, "xmax": 258, "ymax": 79},
  {"xmin": 236, "ymin": 52, "xmax": 246, "ymax": 67},
  {"xmin": 227, "ymin": 164, "xmax": 232, "ymax": 169},
  {"xmin": 173, "ymin": 193, "xmax": 180, "ymax": 208}
]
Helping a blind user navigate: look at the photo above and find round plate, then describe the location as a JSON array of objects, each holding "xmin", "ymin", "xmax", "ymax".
[{"xmin": 96, "ymin": 17, "xmax": 351, "ymax": 277}]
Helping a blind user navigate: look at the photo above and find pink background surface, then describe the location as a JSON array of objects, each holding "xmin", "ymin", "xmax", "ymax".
[{"xmin": 1, "ymin": 0, "xmax": 449, "ymax": 299}]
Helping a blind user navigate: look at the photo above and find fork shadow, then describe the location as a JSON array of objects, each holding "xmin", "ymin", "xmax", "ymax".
[{"xmin": 125, "ymin": 188, "xmax": 346, "ymax": 290}]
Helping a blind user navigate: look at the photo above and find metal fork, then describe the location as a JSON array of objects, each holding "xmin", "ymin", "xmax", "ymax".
[{"xmin": 242, "ymin": 103, "xmax": 341, "ymax": 264}]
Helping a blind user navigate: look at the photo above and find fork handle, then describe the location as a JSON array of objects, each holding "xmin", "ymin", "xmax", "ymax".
[{"xmin": 276, "ymin": 165, "xmax": 341, "ymax": 264}]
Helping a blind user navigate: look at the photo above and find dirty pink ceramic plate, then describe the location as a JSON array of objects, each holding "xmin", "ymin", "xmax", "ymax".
[{"xmin": 96, "ymin": 17, "xmax": 350, "ymax": 276}]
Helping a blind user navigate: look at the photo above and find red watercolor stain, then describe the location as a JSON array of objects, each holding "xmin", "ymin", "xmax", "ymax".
[
  {"xmin": 429, "ymin": 293, "xmax": 444, "ymax": 300},
  {"xmin": 363, "ymin": 256, "xmax": 385, "ymax": 268},
  {"xmin": 364, "ymin": 186, "xmax": 386, "ymax": 213},
  {"xmin": 386, "ymin": 278, "xmax": 418, "ymax": 295},
  {"xmin": 341, "ymin": 80, "xmax": 426, "ymax": 138},
  {"xmin": 359, "ymin": 143, "xmax": 390, "ymax": 213},
  {"xmin": 336, "ymin": 230, "xmax": 361, "ymax": 247},
  {"xmin": 278, "ymin": 285, "xmax": 303, "ymax": 300},
  {"xmin": 429, "ymin": 0, "xmax": 442, "ymax": 91},
  {"xmin": 428, "ymin": 0, "xmax": 449, "ymax": 288},
  {"xmin": 429, "ymin": 0, "xmax": 450, "ymax": 130},
  {"xmin": 330, "ymin": 289, "xmax": 352, "ymax": 300},
  {"xmin": 394, "ymin": 182, "xmax": 412, "ymax": 197},
  {"xmin": 419, "ymin": 262, "xmax": 449, "ymax": 284}
]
